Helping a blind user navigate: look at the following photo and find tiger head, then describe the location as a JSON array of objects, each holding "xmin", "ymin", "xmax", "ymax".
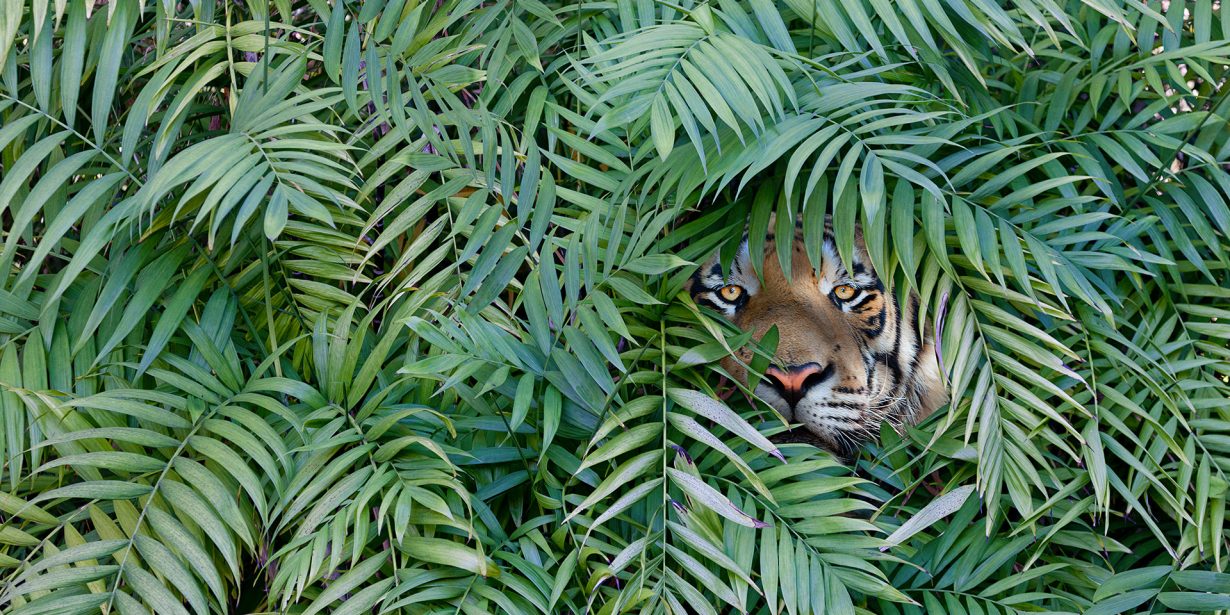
[{"xmin": 689, "ymin": 218, "xmax": 946, "ymax": 456}]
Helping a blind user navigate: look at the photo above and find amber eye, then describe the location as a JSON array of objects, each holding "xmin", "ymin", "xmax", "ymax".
[
  {"xmin": 833, "ymin": 284, "xmax": 857, "ymax": 300},
  {"xmin": 718, "ymin": 285, "xmax": 744, "ymax": 302}
]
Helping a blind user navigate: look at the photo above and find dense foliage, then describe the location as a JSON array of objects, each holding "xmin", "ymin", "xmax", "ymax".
[{"xmin": 2, "ymin": 0, "xmax": 1230, "ymax": 613}]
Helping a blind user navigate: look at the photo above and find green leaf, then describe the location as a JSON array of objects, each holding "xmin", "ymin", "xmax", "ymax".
[
  {"xmin": 667, "ymin": 389, "xmax": 782, "ymax": 461},
  {"xmin": 881, "ymin": 485, "xmax": 974, "ymax": 550},
  {"xmin": 564, "ymin": 451, "xmax": 659, "ymax": 524},
  {"xmin": 1156, "ymin": 591, "xmax": 1230, "ymax": 611},
  {"xmin": 399, "ymin": 537, "xmax": 494, "ymax": 576},
  {"xmin": 668, "ymin": 468, "xmax": 768, "ymax": 528}
]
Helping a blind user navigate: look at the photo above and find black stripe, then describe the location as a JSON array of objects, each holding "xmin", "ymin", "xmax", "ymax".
[
  {"xmin": 689, "ymin": 270, "xmax": 705, "ymax": 295},
  {"xmin": 878, "ymin": 335, "xmax": 902, "ymax": 385},
  {"xmin": 891, "ymin": 294, "xmax": 902, "ymax": 356},
  {"xmin": 910, "ymin": 295, "xmax": 923, "ymax": 346},
  {"xmin": 690, "ymin": 261, "xmax": 726, "ymax": 296},
  {"xmin": 862, "ymin": 306, "xmax": 886, "ymax": 337},
  {"xmin": 816, "ymin": 401, "xmax": 864, "ymax": 411},
  {"xmin": 848, "ymin": 293, "xmax": 877, "ymax": 310},
  {"xmin": 907, "ymin": 295, "xmax": 923, "ymax": 374}
]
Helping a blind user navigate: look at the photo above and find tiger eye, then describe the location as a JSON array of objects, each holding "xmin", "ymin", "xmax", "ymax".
[
  {"xmin": 719, "ymin": 285, "xmax": 744, "ymax": 302},
  {"xmin": 833, "ymin": 284, "xmax": 857, "ymax": 300}
]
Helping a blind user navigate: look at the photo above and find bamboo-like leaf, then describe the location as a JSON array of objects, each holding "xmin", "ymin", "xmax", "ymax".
[
  {"xmin": 1, "ymin": 2, "xmax": 1228, "ymax": 613},
  {"xmin": 880, "ymin": 485, "xmax": 975, "ymax": 550},
  {"xmin": 667, "ymin": 389, "xmax": 782, "ymax": 461},
  {"xmin": 668, "ymin": 468, "xmax": 769, "ymax": 528}
]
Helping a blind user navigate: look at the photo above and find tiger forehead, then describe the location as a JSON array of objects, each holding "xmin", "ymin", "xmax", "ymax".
[
  {"xmin": 753, "ymin": 228, "xmax": 872, "ymax": 289},
  {"xmin": 688, "ymin": 217, "xmax": 877, "ymax": 306},
  {"xmin": 761, "ymin": 221, "xmax": 809, "ymax": 247}
]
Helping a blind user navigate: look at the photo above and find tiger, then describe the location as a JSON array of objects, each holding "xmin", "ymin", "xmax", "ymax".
[{"xmin": 689, "ymin": 217, "xmax": 947, "ymax": 457}]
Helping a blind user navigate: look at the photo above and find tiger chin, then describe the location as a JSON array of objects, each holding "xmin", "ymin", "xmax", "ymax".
[{"xmin": 688, "ymin": 218, "xmax": 947, "ymax": 459}]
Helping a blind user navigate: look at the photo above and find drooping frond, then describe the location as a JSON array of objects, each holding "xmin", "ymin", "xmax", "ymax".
[{"xmin": 1, "ymin": 1, "xmax": 1228, "ymax": 613}]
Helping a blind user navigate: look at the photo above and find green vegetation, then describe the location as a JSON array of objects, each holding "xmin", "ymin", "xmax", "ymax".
[{"xmin": 1, "ymin": 1, "xmax": 1229, "ymax": 613}]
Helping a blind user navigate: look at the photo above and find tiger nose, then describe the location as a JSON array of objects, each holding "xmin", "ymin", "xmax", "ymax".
[{"xmin": 764, "ymin": 363, "xmax": 833, "ymax": 407}]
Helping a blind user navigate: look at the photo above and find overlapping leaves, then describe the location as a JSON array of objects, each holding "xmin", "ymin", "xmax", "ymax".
[{"xmin": 1, "ymin": 0, "xmax": 1229, "ymax": 614}]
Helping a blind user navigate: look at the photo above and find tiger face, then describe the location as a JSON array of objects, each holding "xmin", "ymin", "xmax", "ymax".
[{"xmin": 690, "ymin": 219, "xmax": 946, "ymax": 456}]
